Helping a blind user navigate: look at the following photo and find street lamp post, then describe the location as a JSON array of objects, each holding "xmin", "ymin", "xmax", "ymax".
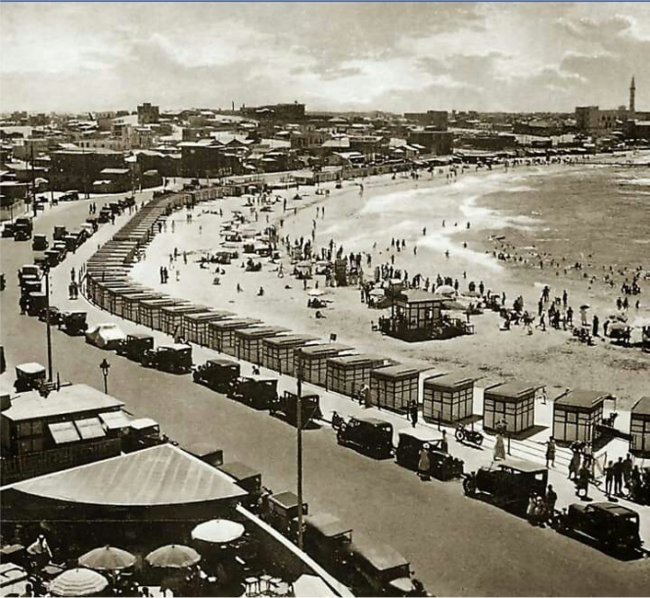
[
  {"xmin": 44, "ymin": 266, "xmax": 53, "ymax": 381},
  {"xmin": 99, "ymin": 359, "xmax": 110, "ymax": 394},
  {"xmin": 296, "ymin": 359, "xmax": 304, "ymax": 551}
]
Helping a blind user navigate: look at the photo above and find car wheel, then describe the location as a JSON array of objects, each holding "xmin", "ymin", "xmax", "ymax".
[
  {"xmin": 475, "ymin": 434, "xmax": 484, "ymax": 446},
  {"xmin": 463, "ymin": 476, "xmax": 477, "ymax": 496}
]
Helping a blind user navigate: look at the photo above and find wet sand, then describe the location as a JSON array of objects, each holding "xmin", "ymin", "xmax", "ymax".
[{"xmin": 131, "ymin": 157, "xmax": 649, "ymax": 409}]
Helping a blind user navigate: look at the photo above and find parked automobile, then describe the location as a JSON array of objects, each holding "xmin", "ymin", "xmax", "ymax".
[
  {"xmin": 268, "ymin": 391, "xmax": 322, "ymax": 428},
  {"xmin": 116, "ymin": 333, "xmax": 155, "ymax": 363},
  {"xmin": 59, "ymin": 311, "xmax": 88, "ymax": 336},
  {"xmin": 141, "ymin": 343, "xmax": 193, "ymax": 373},
  {"xmin": 123, "ymin": 417, "xmax": 170, "ymax": 452},
  {"xmin": 1, "ymin": 223, "xmax": 15, "ymax": 238},
  {"xmin": 26, "ymin": 292, "xmax": 47, "ymax": 317},
  {"xmin": 347, "ymin": 533, "xmax": 423, "ymax": 597},
  {"xmin": 32, "ymin": 234, "xmax": 49, "ymax": 252},
  {"xmin": 13, "ymin": 217, "xmax": 33, "ymax": 241},
  {"xmin": 336, "ymin": 416, "xmax": 394, "ymax": 459},
  {"xmin": 552, "ymin": 502, "xmax": 642, "ymax": 554},
  {"xmin": 264, "ymin": 491, "xmax": 308, "ymax": 536},
  {"xmin": 53, "ymin": 225, "xmax": 68, "ymax": 241},
  {"xmin": 303, "ymin": 512, "xmax": 353, "ymax": 572},
  {"xmin": 463, "ymin": 459, "xmax": 548, "ymax": 514},
  {"xmin": 193, "ymin": 358, "xmax": 241, "ymax": 393},
  {"xmin": 219, "ymin": 461, "xmax": 263, "ymax": 510},
  {"xmin": 396, "ymin": 429, "xmax": 464, "ymax": 481},
  {"xmin": 85, "ymin": 323, "xmax": 127, "ymax": 350},
  {"xmin": 38, "ymin": 305, "xmax": 63, "ymax": 326},
  {"xmin": 228, "ymin": 376, "xmax": 278, "ymax": 409},
  {"xmin": 14, "ymin": 362, "xmax": 46, "ymax": 393}
]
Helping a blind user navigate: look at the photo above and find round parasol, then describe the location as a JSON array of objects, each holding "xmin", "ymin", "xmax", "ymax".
[
  {"xmin": 434, "ymin": 285, "xmax": 456, "ymax": 296},
  {"xmin": 145, "ymin": 544, "xmax": 201, "ymax": 569},
  {"xmin": 580, "ymin": 304, "xmax": 590, "ymax": 310},
  {"xmin": 78, "ymin": 546, "xmax": 136, "ymax": 571},
  {"xmin": 49, "ymin": 568, "xmax": 109, "ymax": 597},
  {"xmin": 191, "ymin": 519, "xmax": 245, "ymax": 544}
]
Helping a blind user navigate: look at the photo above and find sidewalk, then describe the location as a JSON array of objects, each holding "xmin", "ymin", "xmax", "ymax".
[{"xmin": 48, "ymin": 200, "xmax": 650, "ymax": 548}]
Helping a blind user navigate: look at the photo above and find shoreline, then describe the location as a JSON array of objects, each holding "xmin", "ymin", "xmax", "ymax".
[{"xmin": 130, "ymin": 158, "xmax": 649, "ymax": 409}]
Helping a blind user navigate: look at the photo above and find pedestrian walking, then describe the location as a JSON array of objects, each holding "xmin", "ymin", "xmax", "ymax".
[
  {"xmin": 604, "ymin": 460, "xmax": 614, "ymax": 496},
  {"xmin": 494, "ymin": 433, "xmax": 506, "ymax": 461},
  {"xmin": 418, "ymin": 446, "xmax": 431, "ymax": 481},
  {"xmin": 409, "ymin": 400, "xmax": 419, "ymax": 427},
  {"xmin": 545, "ymin": 484, "xmax": 557, "ymax": 519},
  {"xmin": 568, "ymin": 450, "xmax": 580, "ymax": 480},
  {"xmin": 577, "ymin": 465, "xmax": 590, "ymax": 499},
  {"xmin": 545, "ymin": 437, "xmax": 556, "ymax": 467},
  {"xmin": 613, "ymin": 457, "xmax": 624, "ymax": 495},
  {"xmin": 622, "ymin": 454, "xmax": 633, "ymax": 489}
]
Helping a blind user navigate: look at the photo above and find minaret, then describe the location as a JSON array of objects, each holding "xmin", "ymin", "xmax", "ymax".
[{"xmin": 629, "ymin": 76, "xmax": 636, "ymax": 115}]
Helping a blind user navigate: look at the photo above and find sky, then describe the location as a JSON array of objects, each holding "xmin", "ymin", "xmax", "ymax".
[{"xmin": 1, "ymin": 2, "xmax": 649, "ymax": 114}]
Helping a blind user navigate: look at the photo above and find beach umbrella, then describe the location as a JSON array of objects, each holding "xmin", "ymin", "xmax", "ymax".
[
  {"xmin": 191, "ymin": 519, "xmax": 245, "ymax": 545},
  {"xmin": 580, "ymin": 304, "xmax": 590, "ymax": 310},
  {"xmin": 434, "ymin": 285, "xmax": 456, "ymax": 297},
  {"xmin": 441, "ymin": 300, "xmax": 465, "ymax": 311},
  {"xmin": 145, "ymin": 544, "xmax": 201, "ymax": 569},
  {"xmin": 78, "ymin": 546, "xmax": 136, "ymax": 571},
  {"xmin": 49, "ymin": 568, "xmax": 108, "ymax": 597}
]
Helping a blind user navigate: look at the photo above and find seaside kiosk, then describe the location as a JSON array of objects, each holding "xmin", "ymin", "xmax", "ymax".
[
  {"xmin": 182, "ymin": 310, "xmax": 233, "ymax": 346},
  {"xmin": 553, "ymin": 390, "xmax": 612, "ymax": 444},
  {"xmin": 235, "ymin": 326, "xmax": 289, "ymax": 365},
  {"xmin": 208, "ymin": 318, "xmax": 261, "ymax": 356},
  {"xmin": 423, "ymin": 373, "xmax": 475, "ymax": 424},
  {"xmin": 630, "ymin": 396, "xmax": 650, "ymax": 457},
  {"xmin": 380, "ymin": 290, "xmax": 444, "ymax": 342},
  {"xmin": 325, "ymin": 354, "xmax": 390, "ymax": 398},
  {"xmin": 370, "ymin": 364, "xmax": 420, "ymax": 413},
  {"xmin": 483, "ymin": 382, "xmax": 537, "ymax": 434},
  {"xmin": 296, "ymin": 344, "xmax": 353, "ymax": 386},
  {"xmin": 261, "ymin": 335, "xmax": 319, "ymax": 375}
]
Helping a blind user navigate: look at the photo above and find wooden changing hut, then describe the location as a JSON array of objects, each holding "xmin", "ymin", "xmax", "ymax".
[
  {"xmin": 483, "ymin": 382, "xmax": 537, "ymax": 434},
  {"xmin": 381, "ymin": 290, "xmax": 444, "ymax": 342},
  {"xmin": 208, "ymin": 318, "xmax": 261, "ymax": 356},
  {"xmin": 325, "ymin": 354, "xmax": 390, "ymax": 398},
  {"xmin": 423, "ymin": 373, "xmax": 475, "ymax": 423},
  {"xmin": 261, "ymin": 335, "xmax": 319, "ymax": 375},
  {"xmin": 553, "ymin": 390, "xmax": 612, "ymax": 443},
  {"xmin": 235, "ymin": 326, "xmax": 288, "ymax": 365},
  {"xmin": 630, "ymin": 396, "xmax": 650, "ymax": 457},
  {"xmin": 182, "ymin": 310, "xmax": 233, "ymax": 346},
  {"xmin": 296, "ymin": 344, "xmax": 353, "ymax": 387},
  {"xmin": 370, "ymin": 364, "xmax": 420, "ymax": 413},
  {"xmin": 121, "ymin": 292, "xmax": 163, "ymax": 323},
  {"xmin": 139, "ymin": 298, "xmax": 180, "ymax": 330},
  {"xmin": 160, "ymin": 304, "xmax": 206, "ymax": 337}
]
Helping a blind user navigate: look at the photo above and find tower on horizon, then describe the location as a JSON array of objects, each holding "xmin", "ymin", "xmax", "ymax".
[{"xmin": 629, "ymin": 76, "xmax": 636, "ymax": 114}]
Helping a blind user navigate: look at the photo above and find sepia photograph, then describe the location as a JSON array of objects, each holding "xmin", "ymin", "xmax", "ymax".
[{"xmin": 0, "ymin": 2, "xmax": 649, "ymax": 596}]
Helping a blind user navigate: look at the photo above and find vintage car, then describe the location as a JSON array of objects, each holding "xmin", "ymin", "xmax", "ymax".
[
  {"xmin": 59, "ymin": 311, "xmax": 88, "ymax": 336},
  {"xmin": 14, "ymin": 362, "xmax": 47, "ymax": 393},
  {"xmin": 264, "ymin": 491, "xmax": 308, "ymax": 536},
  {"xmin": 347, "ymin": 533, "xmax": 423, "ymax": 597},
  {"xmin": 141, "ymin": 343, "xmax": 193, "ymax": 374},
  {"xmin": 53, "ymin": 225, "xmax": 68, "ymax": 241},
  {"xmin": 228, "ymin": 376, "xmax": 278, "ymax": 409},
  {"xmin": 336, "ymin": 416, "xmax": 394, "ymax": 459},
  {"xmin": 32, "ymin": 234, "xmax": 49, "ymax": 252},
  {"xmin": 26, "ymin": 292, "xmax": 47, "ymax": 317},
  {"xmin": 463, "ymin": 459, "xmax": 548, "ymax": 514},
  {"xmin": 115, "ymin": 333, "xmax": 155, "ymax": 363},
  {"xmin": 1, "ymin": 223, "xmax": 15, "ymax": 238},
  {"xmin": 38, "ymin": 306, "xmax": 63, "ymax": 327},
  {"xmin": 219, "ymin": 461, "xmax": 263, "ymax": 509},
  {"xmin": 193, "ymin": 358, "xmax": 241, "ymax": 393},
  {"xmin": 18, "ymin": 264, "xmax": 42, "ymax": 284},
  {"xmin": 85, "ymin": 323, "xmax": 127, "ymax": 350},
  {"xmin": 553, "ymin": 502, "xmax": 642, "ymax": 554},
  {"xmin": 268, "ymin": 391, "xmax": 322, "ymax": 428},
  {"xmin": 395, "ymin": 429, "xmax": 464, "ymax": 481},
  {"xmin": 122, "ymin": 418, "xmax": 169, "ymax": 453},
  {"xmin": 13, "ymin": 217, "xmax": 33, "ymax": 241},
  {"xmin": 44, "ymin": 249, "xmax": 63, "ymax": 268},
  {"xmin": 303, "ymin": 512, "xmax": 353, "ymax": 571}
]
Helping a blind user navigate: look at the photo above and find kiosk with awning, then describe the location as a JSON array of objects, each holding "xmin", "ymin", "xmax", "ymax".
[
  {"xmin": 630, "ymin": 396, "xmax": 650, "ymax": 457},
  {"xmin": 483, "ymin": 382, "xmax": 537, "ymax": 434},
  {"xmin": 296, "ymin": 344, "xmax": 353, "ymax": 387},
  {"xmin": 370, "ymin": 365, "xmax": 420, "ymax": 413},
  {"xmin": 208, "ymin": 318, "xmax": 261, "ymax": 356},
  {"xmin": 553, "ymin": 390, "xmax": 612, "ymax": 443},
  {"xmin": 261, "ymin": 335, "xmax": 319, "ymax": 375},
  {"xmin": 423, "ymin": 373, "xmax": 475, "ymax": 423},
  {"xmin": 325, "ymin": 354, "xmax": 390, "ymax": 398},
  {"xmin": 235, "ymin": 326, "xmax": 289, "ymax": 365}
]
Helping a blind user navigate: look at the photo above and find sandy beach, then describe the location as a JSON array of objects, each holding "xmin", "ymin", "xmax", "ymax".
[{"xmin": 131, "ymin": 156, "xmax": 649, "ymax": 409}]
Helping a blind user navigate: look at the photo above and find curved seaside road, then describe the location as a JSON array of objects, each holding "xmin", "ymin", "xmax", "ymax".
[{"xmin": 1, "ymin": 199, "xmax": 649, "ymax": 597}]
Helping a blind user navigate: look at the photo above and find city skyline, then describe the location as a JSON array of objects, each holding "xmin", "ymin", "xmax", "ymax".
[{"xmin": 1, "ymin": 2, "xmax": 650, "ymax": 114}]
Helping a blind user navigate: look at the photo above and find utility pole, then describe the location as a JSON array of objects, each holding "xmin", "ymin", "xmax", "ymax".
[
  {"xmin": 44, "ymin": 268, "xmax": 53, "ymax": 381},
  {"xmin": 30, "ymin": 144, "xmax": 37, "ymax": 218},
  {"xmin": 296, "ymin": 360, "xmax": 304, "ymax": 551}
]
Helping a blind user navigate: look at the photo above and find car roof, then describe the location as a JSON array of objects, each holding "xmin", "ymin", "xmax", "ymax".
[
  {"xmin": 304, "ymin": 512, "xmax": 352, "ymax": 538},
  {"xmin": 206, "ymin": 358, "xmax": 239, "ymax": 367},
  {"xmin": 353, "ymin": 416, "xmax": 392, "ymax": 427},
  {"xmin": 128, "ymin": 333, "xmax": 153, "ymax": 340},
  {"xmin": 15, "ymin": 362, "xmax": 46, "ymax": 375},
  {"xmin": 497, "ymin": 458, "xmax": 547, "ymax": 474},
  {"xmin": 590, "ymin": 502, "xmax": 638, "ymax": 517},
  {"xmin": 159, "ymin": 343, "xmax": 191, "ymax": 351}
]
